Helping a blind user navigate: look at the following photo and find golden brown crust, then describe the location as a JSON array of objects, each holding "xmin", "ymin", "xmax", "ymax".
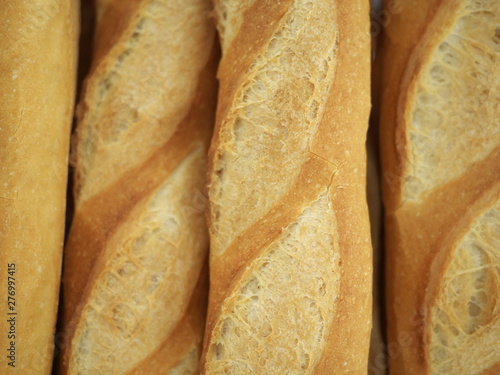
[
  {"xmin": 58, "ymin": 1, "xmax": 217, "ymax": 373},
  {"xmin": 0, "ymin": 1, "xmax": 78, "ymax": 373},
  {"xmin": 315, "ymin": 3, "xmax": 372, "ymax": 373},
  {"xmin": 202, "ymin": 1, "xmax": 371, "ymax": 373},
  {"xmin": 380, "ymin": 0, "xmax": 500, "ymax": 373}
]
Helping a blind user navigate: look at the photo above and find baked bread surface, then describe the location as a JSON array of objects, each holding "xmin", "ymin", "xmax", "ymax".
[
  {"xmin": 0, "ymin": 1, "xmax": 78, "ymax": 373},
  {"xmin": 58, "ymin": 0, "xmax": 217, "ymax": 373},
  {"xmin": 380, "ymin": 0, "xmax": 500, "ymax": 373},
  {"xmin": 201, "ymin": 1, "xmax": 372, "ymax": 374}
]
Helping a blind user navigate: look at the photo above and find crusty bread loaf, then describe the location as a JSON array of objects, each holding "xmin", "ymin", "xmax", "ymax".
[
  {"xmin": 57, "ymin": 0, "xmax": 217, "ymax": 373},
  {"xmin": 201, "ymin": 1, "xmax": 372, "ymax": 373},
  {"xmin": 0, "ymin": 1, "xmax": 78, "ymax": 373},
  {"xmin": 380, "ymin": 0, "xmax": 500, "ymax": 373}
]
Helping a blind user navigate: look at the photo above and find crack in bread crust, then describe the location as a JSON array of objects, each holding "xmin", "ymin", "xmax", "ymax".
[
  {"xmin": 209, "ymin": 0, "xmax": 338, "ymax": 255},
  {"xmin": 204, "ymin": 0, "xmax": 372, "ymax": 373}
]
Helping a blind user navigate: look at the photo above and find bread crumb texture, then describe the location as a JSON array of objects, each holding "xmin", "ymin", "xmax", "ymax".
[
  {"xmin": 210, "ymin": 0, "xmax": 338, "ymax": 254},
  {"xmin": 69, "ymin": 149, "xmax": 207, "ymax": 374},
  {"xmin": 206, "ymin": 193, "xmax": 340, "ymax": 374},
  {"xmin": 428, "ymin": 201, "xmax": 500, "ymax": 374},
  {"xmin": 76, "ymin": 0, "xmax": 212, "ymax": 206},
  {"xmin": 403, "ymin": 0, "xmax": 500, "ymax": 201}
]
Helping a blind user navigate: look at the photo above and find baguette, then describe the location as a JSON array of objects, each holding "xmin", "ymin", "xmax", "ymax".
[
  {"xmin": 57, "ymin": 0, "xmax": 217, "ymax": 373},
  {"xmin": 380, "ymin": 0, "xmax": 500, "ymax": 373},
  {"xmin": 201, "ymin": 1, "xmax": 372, "ymax": 373},
  {"xmin": 0, "ymin": 1, "xmax": 78, "ymax": 373}
]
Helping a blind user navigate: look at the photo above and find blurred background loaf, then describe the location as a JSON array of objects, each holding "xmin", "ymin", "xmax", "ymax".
[
  {"xmin": 0, "ymin": 1, "xmax": 78, "ymax": 373},
  {"xmin": 380, "ymin": 0, "xmax": 500, "ymax": 373}
]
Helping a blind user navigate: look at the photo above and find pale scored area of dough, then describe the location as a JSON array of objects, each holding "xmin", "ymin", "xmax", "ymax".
[
  {"xmin": 210, "ymin": 0, "xmax": 339, "ymax": 255},
  {"xmin": 206, "ymin": 193, "xmax": 339, "ymax": 375},
  {"xmin": 76, "ymin": 0, "xmax": 213, "ymax": 206},
  {"xmin": 403, "ymin": 0, "xmax": 500, "ymax": 201},
  {"xmin": 70, "ymin": 148, "xmax": 207, "ymax": 374},
  {"xmin": 429, "ymin": 200, "xmax": 500, "ymax": 374}
]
